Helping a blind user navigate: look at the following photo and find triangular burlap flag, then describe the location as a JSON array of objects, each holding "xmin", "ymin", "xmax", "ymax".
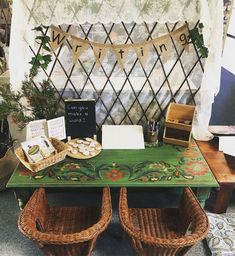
[
  {"xmin": 171, "ymin": 24, "xmax": 190, "ymax": 52},
  {"xmin": 50, "ymin": 26, "xmax": 68, "ymax": 52},
  {"xmin": 92, "ymin": 43, "xmax": 109, "ymax": 67},
  {"xmin": 134, "ymin": 43, "xmax": 151, "ymax": 67},
  {"xmin": 112, "ymin": 45, "xmax": 129, "ymax": 70},
  {"xmin": 154, "ymin": 35, "xmax": 170, "ymax": 61},
  {"xmin": 71, "ymin": 36, "xmax": 90, "ymax": 64}
]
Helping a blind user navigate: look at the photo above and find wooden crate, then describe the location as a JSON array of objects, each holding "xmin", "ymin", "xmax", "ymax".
[
  {"xmin": 163, "ymin": 103, "xmax": 196, "ymax": 147},
  {"xmin": 165, "ymin": 103, "xmax": 196, "ymax": 131},
  {"xmin": 163, "ymin": 127, "xmax": 192, "ymax": 147}
]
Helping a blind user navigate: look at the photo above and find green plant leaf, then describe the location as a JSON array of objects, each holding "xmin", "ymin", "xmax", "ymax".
[
  {"xmin": 42, "ymin": 45, "xmax": 51, "ymax": 52},
  {"xmin": 32, "ymin": 26, "xmax": 43, "ymax": 32},
  {"xmin": 189, "ymin": 25, "xmax": 208, "ymax": 58}
]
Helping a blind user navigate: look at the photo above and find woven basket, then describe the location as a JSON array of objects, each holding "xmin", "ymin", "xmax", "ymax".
[
  {"xmin": 15, "ymin": 138, "xmax": 67, "ymax": 173},
  {"xmin": 119, "ymin": 187, "xmax": 209, "ymax": 256},
  {"xmin": 18, "ymin": 187, "xmax": 112, "ymax": 256}
]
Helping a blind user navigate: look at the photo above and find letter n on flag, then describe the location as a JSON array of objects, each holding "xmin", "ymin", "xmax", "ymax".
[{"xmin": 50, "ymin": 26, "xmax": 68, "ymax": 52}]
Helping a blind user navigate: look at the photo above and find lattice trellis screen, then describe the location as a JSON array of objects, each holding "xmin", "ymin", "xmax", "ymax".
[{"xmin": 31, "ymin": 22, "xmax": 204, "ymax": 134}]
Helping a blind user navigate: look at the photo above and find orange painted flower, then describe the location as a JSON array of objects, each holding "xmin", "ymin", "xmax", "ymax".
[
  {"xmin": 106, "ymin": 169, "xmax": 124, "ymax": 182},
  {"xmin": 182, "ymin": 149, "xmax": 198, "ymax": 159},
  {"xmin": 174, "ymin": 170, "xmax": 179, "ymax": 177},
  {"xmin": 185, "ymin": 161, "xmax": 209, "ymax": 176}
]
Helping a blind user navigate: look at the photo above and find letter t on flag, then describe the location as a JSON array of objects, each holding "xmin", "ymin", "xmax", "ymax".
[
  {"xmin": 113, "ymin": 45, "xmax": 129, "ymax": 70},
  {"xmin": 50, "ymin": 26, "xmax": 68, "ymax": 52}
]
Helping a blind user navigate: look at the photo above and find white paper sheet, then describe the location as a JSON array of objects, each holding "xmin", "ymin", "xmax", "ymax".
[
  {"xmin": 102, "ymin": 125, "xmax": 145, "ymax": 149},
  {"xmin": 26, "ymin": 119, "xmax": 47, "ymax": 140},
  {"xmin": 47, "ymin": 116, "xmax": 66, "ymax": 140},
  {"xmin": 26, "ymin": 117, "xmax": 66, "ymax": 140},
  {"xmin": 219, "ymin": 136, "xmax": 235, "ymax": 157}
]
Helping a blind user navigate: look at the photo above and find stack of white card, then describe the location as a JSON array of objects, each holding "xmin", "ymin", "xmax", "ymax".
[
  {"xmin": 219, "ymin": 136, "xmax": 235, "ymax": 157},
  {"xmin": 102, "ymin": 125, "xmax": 145, "ymax": 149}
]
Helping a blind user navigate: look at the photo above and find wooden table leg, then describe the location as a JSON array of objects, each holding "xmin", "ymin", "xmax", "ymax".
[
  {"xmin": 194, "ymin": 187, "xmax": 211, "ymax": 208},
  {"xmin": 13, "ymin": 188, "xmax": 35, "ymax": 210},
  {"xmin": 214, "ymin": 184, "xmax": 234, "ymax": 214}
]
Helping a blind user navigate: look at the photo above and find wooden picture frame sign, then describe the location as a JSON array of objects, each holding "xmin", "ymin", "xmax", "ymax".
[{"xmin": 65, "ymin": 99, "xmax": 96, "ymax": 139}]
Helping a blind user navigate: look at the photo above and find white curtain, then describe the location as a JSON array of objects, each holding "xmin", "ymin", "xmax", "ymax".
[{"xmin": 9, "ymin": 0, "xmax": 223, "ymax": 140}]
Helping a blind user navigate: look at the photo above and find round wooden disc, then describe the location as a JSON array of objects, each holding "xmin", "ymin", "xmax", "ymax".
[{"xmin": 66, "ymin": 138, "xmax": 102, "ymax": 159}]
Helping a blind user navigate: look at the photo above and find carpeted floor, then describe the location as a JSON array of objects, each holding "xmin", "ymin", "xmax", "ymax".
[{"xmin": 1, "ymin": 187, "xmax": 234, "ymax": 256}]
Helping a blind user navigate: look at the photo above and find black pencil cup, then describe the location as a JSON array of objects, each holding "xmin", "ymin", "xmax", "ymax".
[{"xmin": 146, "ymin": 131, "xmax": 159, "ymax": 144}]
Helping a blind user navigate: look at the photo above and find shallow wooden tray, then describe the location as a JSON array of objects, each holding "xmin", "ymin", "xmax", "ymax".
[{"xmin": 66, "ymin": 138, "xmax": 102, "ymax": 159}]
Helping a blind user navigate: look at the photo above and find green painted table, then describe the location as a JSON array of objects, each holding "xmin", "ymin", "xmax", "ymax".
[{"xmin": 7, "ymin": 140, "xmax": 218, "ymax": 208}]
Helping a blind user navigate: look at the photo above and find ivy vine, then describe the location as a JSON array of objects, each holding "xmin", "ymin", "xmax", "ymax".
[
  {"xmin": 29, "ymin": 25, "xmax": 52, "ymax": 77},
  {"xmin": 189, "ymin": 23, "xmax": 208, "ymax": 58}
]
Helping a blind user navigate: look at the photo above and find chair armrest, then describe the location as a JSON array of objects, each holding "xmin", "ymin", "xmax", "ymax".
[
  {"xmin": 18, "ymin": 188, "xmax": 49, "ymax": 232},
  {"xmin": 179, "ymin": 187, "xmax": 209, "ymax": 239}
]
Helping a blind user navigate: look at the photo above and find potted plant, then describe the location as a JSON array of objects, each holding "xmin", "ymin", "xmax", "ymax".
[
  {"xmin": 0, "ymin": 118, "xmax": 18, "ymax": 191},
  {"xmin": 0, "ymin": 24, "xmax": 63, "ymax": 140},
  {"xmin": 0, "ymin": 78, "xmax": 62, "ymax": 126},
  {"xmin": 0, "ymin": 25, "xmax": 63, "ymax": 189}
]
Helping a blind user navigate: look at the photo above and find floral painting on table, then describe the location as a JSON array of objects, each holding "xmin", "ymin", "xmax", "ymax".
[{"xmin": 13, "ymin": 140, "xmax": 215, "ymax": 187}]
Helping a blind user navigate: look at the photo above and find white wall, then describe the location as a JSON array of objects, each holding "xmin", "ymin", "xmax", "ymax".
[{"xmin": 222, "ymin": 2, "xmax": 235, "ymax": 74}]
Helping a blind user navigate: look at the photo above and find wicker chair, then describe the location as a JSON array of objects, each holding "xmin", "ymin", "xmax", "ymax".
[
  {"xmin": 18, "ymin": 187, "xmax": 112, "ymax": 256},
  {"xmin": 119, "ymin": 187, "xmax": 209, "ymax": 256}
]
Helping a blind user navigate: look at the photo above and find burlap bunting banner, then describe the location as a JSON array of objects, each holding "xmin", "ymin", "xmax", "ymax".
[
  {"xmin": 171, "ymin": 25, "xmax": 190, "ymax": 52},
  {"xmin": 134, "ymin": 43, "xmax": 151, "ymax": 67},
  {"xmin": 50, "ymin": 24, "xmax": 190, "ymax": 69},
  {"xmin": 50, "ymin": 26, "xmax": 69, "ymax": 52},
  {"xmin": 91, "ymin": 43, "xmax": 109, "ymax": 67},
  {"xmin": 112, "ymin": 44, "xmax": 130, "ymax": 70},
  {"xmin": 153, "ymin": 35, "xmax": 170, "ymax": 61},
  {"xmin": 71, "ymin": 36, "xmax": 90, "ymax": 64}
]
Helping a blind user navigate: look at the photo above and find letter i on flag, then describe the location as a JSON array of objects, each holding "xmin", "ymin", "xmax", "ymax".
[
  {"xmin": 50, "ymin": 26, "xmax": 68, "ymax": 52},
  {"xmin": 134, "ymin": 43, "xmax": 151, "ymax": 68},
  {"xmin": 92, "ymin": 43, "xmax": 109, "ymax": 67}
]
